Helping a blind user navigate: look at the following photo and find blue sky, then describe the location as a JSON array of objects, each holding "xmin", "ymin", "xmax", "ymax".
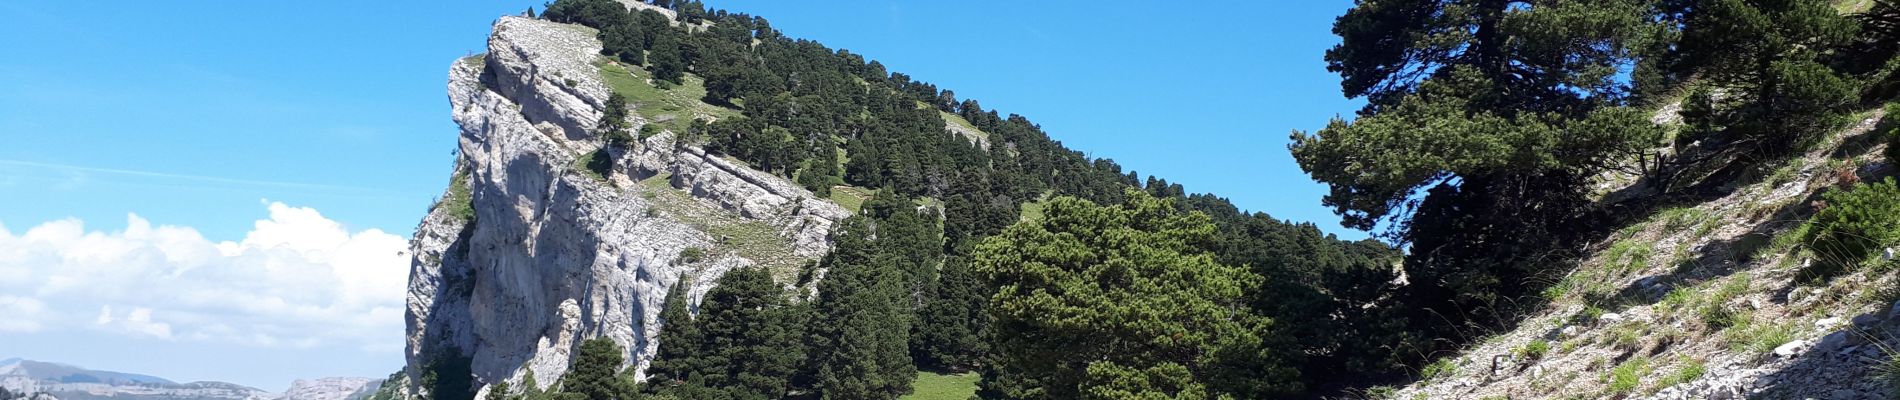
[{"xmin": 0, "ymin": 0, "xmax": 1361, "ymax": 391}]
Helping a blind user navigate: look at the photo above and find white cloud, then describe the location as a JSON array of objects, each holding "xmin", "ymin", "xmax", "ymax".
[
  {"xmin": 0, "ymin": 202, "xmax": 409, "ymax": 351},
  {"xmin": 0, "ymin": 296, "xmax": 46, "ymax": 332},
  {"xmin": 95, "ymin": 305, "xmax": 173, "ymax": 339}
]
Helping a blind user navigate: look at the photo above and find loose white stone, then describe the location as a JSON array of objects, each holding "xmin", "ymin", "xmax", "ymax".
[{"xmin": 1773, "ymin": 340, "xmax": 1811, "ymax": 358}]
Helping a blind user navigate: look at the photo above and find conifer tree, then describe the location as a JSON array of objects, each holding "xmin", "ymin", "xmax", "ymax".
[
  {"xmin": 911, "ymin": 253, "xmax": 988, "ymax": 370},
  {"xmin": 599, "ymin": 93, "xmax": 633, "ymax": 146},
  {"xmin": 644, "ymin": 279, "xmax": 702, "ymax": 387},
  {"xmin": 807, "ymin": 213, "xmax": 916, "ymax": 400},
  {"xmin": 973, "ymin": 191, "xmax": 1292, "ymax": 399},
  {"xmin": 422, "ymin": 350, "xmax": 476, "ymax": 400},
  {"xmin": 563, "ymin": 338, "xmax": 633, "ymax": 400},
  {"xmin": 646, "ymin": 268, "xmax": 803, "ymax": 400},
  {"xmin": 483, "ymin": 381, "xmax": 511, "ymax": 400},
  {"xmin": 1290, "ymin": 0, "xmax": 1668, "ymax": 360}
]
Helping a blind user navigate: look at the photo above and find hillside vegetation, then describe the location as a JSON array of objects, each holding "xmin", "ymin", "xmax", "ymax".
[{"xmin": 413, "ymin": 0, "xmax": 1900, "ymax": 399}]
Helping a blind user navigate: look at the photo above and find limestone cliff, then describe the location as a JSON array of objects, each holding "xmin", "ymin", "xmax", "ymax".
[{"xmin": 403, "ymin": 15, "xmax": 846, "ymax": 395}]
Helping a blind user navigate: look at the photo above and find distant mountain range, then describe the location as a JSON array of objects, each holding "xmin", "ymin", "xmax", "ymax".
[{"xmin": 0, "ymin": 359, "xmax": 380, "ymax": 400}]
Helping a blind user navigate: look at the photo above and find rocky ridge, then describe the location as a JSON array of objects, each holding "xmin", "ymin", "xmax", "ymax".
[{"xmin": 404, "ymin": 13, "xmax": 847, "ymax": 397}]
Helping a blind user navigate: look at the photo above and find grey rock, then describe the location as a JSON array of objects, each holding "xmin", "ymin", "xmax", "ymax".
[
  {"xmin": 1561, "ymin": 325, "xmax": 1583, "ymax": 338},
  {"xmin": 280, "ymin": 378, "xmax": 380, "ymax": 400},
  {"xmin": 1773, "ymin": 340, "xmax": 1811, "ymax": 358},
  {"xmin": 1814, "ymin": 317, "xmax": 1842, "ymax": 330},
  {"xmin": 406, "ymin": 16, "xmax": 848, "ymax": 395},
  {"xmin": 1816, "ymin": 332, "xmax": 1846, "ymax": 351},
  {"xmin": 1854, "ymin": 313, "xmax": 1881, "ymax": 328}
]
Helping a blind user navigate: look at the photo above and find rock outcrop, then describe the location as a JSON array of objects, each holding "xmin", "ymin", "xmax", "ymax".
[
  {"xmin": 277, "ymin": 378, "xmax": 380, "ymax": 400},
  {"xmin": 404, "ymin": 14, "xmax": 846, "ymax": 396}
]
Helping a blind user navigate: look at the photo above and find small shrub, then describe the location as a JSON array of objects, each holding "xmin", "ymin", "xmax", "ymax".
[
  {"xmin": 1660, "ymin": 356, "xmax": 1706, "ymax": 387},
  {"xmin": 1420, "ymin": 357, "xmax": 1457, "ymax": 382},
  {"xmin": 1659, "ymin": 286, "xmax": 1696, "ymax": 314},
  {"xmin": 1698, "ymin": 304, "xmax": 1742, "ymax": 330},
  {"xmin": 677, "ymin": 247, "xmax": 706, "ymax": 264},
  {"xmin": 1885, "ymin": 103, "xmax": 1899, "ymax": 164},
  {"xmin": 442, "ymin": 172, "xmax": 476, "ymax": 223},
  {"xmin": 1360, "ymin": 386, "xmax": 1398, "ymax": 400},
  {"xmin": 1606, "ymin": 239, "xmax": 1654, "ymax": 275},
  {"xmin": 1542, "ymin": 277, "xmax": 1574, "ymax": 301},
  {"xmin": 1607, "ymin": 324, "xmax": 1644, "ymax": 352},
  {"xmin": 639, "ymin": 123, "xmax": 662, "ymax": 140},
  {"xmin": 1723, "ymin": 318, "xmax": 1794, "ymax": 354},
  {"xmin": 1713, "ymin": 274, "xmax": 1751, "ymax": 302},
  {"xmin": 1559, "ymin": 339, "xmax": 1583, "ymax": 354},
  {"xmin": 1657, "ymin": 207, "xmax": 1705, "ymax": 231},
  {"xmin": 1799, "ymin": 178, "xmax": 1900, "ymax": 280},
  {"xmin": 1515, "ymin": 340, "xmax": 1551, "ymax": 361},
  {"xmin": 581, "ymin": 148, "xmax": 614, "ymax": 180},
  {"xmin": 1573, "ymin": 305, "xmax": 1606, "ymax": 326},
  {"xmin": 1604, "ymin": 356, "xmax": 1649, "ymax": 395}
]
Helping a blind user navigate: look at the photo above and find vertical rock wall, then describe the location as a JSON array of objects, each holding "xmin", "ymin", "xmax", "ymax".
[{"xmin": 405, "ymin": 16, "xmax": 845, "ymax": 396}]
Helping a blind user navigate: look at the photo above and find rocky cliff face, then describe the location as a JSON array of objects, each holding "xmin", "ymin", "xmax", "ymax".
[{"xmin": 404, "ymin": 15, "xmax": 846, "ymax": 395}]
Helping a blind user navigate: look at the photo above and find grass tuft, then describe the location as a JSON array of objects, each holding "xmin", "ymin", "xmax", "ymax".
[
  {"xmin": 1604, "ymin": 356, "xmax": 1650, "ymax": 395},
  {"xmin": 1420, "ymin": 357, "xmax": 1457, "ymax": 382},
  {"xmin": 1515, "ymin": 340, "xmax": 1551, "ymax": 361},
  {"xmin": 899, "ymin": 372, "xmax": 979, "ymax": 400}
]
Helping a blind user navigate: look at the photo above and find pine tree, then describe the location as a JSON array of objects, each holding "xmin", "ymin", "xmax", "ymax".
[
  {"xmin": 422, "ymin": 350, "xmax": 476, "ymax": 400},
  {"xmin": 519, "ymin": 371, "xmax": 552, "ymax": 400},
  {"xmin": 646, "ymin": 268, "xmax": 804, "ymax": 400},
  {"xmin": 974, "ymin": 190, "xmax": 1293, "ymax": 399},
  {"xmin": 807, "ymin": 214, "xmax": 916, "ymax": 400},
  {"xmin": 648, "ymin": 30, "xmax": 685, "ymax": 85},
  {"xmin": 697, "ymin": 267, "xmax": 804, "ymax": 400},
  {"xmin": 645, "ymin": 279, "xmax": 703, "ymax": 388},
  {"xmin": 911, "ymin": 253, "xmax": 988, "ymax": 370},
  {"xmin": 1289, "ymin": 0, "xmax": 1670, "ymax": 362},
  {"xmin": 599, "ymin": 93, "xmax": 633, "ymax": 146},
  {"xmin": 1674, "ymin": 0, "xmax": 1858, "ymax": 153},
  {"xmin": 484, "ymin": 381, "xmax": 512, "ymax": 400},
  {"xmin": 859, "ymin": 193, "xmax": 943, "ymax": 308},
  {"xmin": 563, "ymin": 338, "xmax": 633, "ymax": 400}
]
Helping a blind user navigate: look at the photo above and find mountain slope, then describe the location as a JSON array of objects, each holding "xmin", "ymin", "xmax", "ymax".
[
  {"xmin": 1385, "ymin": 106, "xmax": 1898, "ymax": 399},
  {"xmin": 406, "ymin": 2, "xmax": 1403, "ymax": 397}
]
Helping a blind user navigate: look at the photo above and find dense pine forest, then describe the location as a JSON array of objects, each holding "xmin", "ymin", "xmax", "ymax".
[{"xmin": 441, "ymin": 0, "xmax": 1900, "ymax": 399}]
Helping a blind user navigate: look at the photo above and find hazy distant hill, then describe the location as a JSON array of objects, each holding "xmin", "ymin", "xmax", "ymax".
[{"xmin": 0, "ymin": 359, "xmax": 378, "ymax": 400}]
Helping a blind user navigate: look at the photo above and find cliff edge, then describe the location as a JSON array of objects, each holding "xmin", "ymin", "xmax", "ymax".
[{"xmin": 403, "ymin": 15, "xmax": 846, "ymax": 396}]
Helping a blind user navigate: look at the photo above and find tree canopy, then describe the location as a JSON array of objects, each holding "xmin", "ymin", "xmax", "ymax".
[{"xmin": 974, "ymin": 191, "xmax": 1295, "ymax": 399}]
